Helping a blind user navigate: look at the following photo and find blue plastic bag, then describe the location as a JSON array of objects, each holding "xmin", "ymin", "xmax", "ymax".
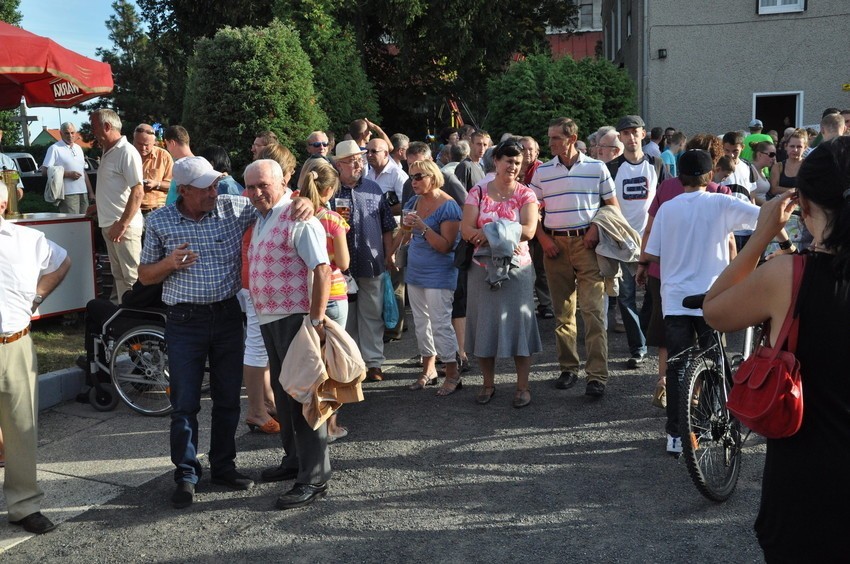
[{"xmin": 381, "ymin": 271, "xmax": 398, "ymax": 329}]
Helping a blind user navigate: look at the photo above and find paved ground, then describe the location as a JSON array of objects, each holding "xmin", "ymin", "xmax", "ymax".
[{"xmin": 0, "ymin": 308, "xmax": 767, "ymax": 563}]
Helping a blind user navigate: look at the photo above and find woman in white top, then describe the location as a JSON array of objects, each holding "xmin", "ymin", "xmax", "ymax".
[{"xmin": 750, "ymin": 140, "xmax": 776, "ymax": 206}]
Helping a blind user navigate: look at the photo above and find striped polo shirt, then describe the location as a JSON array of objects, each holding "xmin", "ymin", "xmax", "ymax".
[{"xmin": 529, "ymin": 153, "xmax": 616, "ymax": 230}]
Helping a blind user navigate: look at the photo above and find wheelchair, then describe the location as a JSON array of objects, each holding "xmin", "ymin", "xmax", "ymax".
[{"xmin": 88, "ymin": 306, "xmax": 172, "ymax": 417}]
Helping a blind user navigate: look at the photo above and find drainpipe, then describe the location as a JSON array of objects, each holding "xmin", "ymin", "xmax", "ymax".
[{"xmin": 641, "ymin": 0, "xmax": 649, "ymax": 121}]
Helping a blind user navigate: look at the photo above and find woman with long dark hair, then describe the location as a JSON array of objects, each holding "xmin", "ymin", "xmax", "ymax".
[{"xmin": 704, "ymin": 137, "xmax": 850, "ymax": 562}]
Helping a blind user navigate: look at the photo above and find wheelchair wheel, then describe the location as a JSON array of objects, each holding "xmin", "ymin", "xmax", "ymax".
[
  {"xmin": 88, "ymin": 383, "xmax": 120, "ymax": 412},
  {"xmin": 110, "ymin": 325, "xmax": 173, "ymax": 416}
]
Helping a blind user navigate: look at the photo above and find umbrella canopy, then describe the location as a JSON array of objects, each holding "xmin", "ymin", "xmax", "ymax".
[{"xmin": 0, "ymin": 21, "xmax": 113, "ymax": 110}]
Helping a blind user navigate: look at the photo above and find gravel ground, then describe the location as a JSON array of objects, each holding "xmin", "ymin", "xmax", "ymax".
[{"xmin": 7, "ymin": 308, "xmax": 766, "ymax": 563}]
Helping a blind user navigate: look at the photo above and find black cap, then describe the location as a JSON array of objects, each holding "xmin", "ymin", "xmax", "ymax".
[
  {"xmin": 616, "ymin": 115, "xmax": 646, "ymax": 132},
  {"xmin": 678, "ymin": 149, "xmax": 714, "ymax": 176}
]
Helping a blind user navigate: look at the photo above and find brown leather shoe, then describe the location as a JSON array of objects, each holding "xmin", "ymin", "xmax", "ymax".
[{"xmin": 365, "ymin": 367, "xmax": 384, "ymax": 382}]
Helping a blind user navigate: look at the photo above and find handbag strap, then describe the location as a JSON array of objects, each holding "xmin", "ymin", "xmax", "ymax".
[{"xmin": 774, "ymin": 254, "xmax": 806, "ymax": 354}]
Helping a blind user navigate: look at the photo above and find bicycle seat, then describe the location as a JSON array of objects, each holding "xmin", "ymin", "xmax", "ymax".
[{"xmin": 682, "ymin": 294, "xmax": 706, "ymax": 310}]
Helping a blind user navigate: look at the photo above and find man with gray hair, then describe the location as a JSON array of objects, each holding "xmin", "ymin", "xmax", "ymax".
[
  {"xmin": 40, "ymin": 121, "xmax": 95, "ymax": 214},
  {"xmin": 596, "ymin": 130, "xmax": 624, "ymax": 164},
  {"xmin": 390, "ymin": 133, "xmax": 409, "ymax": 167},
  {"xmin": 442, "ymin": 140, "xmax": 469, "ymax": 177},
  {"xmin": 90, "ymin": 108, "xmax": 145, "ymax": 303}
]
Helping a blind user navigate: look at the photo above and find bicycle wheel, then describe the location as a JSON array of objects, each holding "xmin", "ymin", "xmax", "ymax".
[
  {"xmin": 109, "ymin": 325, "xmax": 173, "ymax": 416},
  {"xmin": 679, "ymin": 357, "xmax": 742, "ymax": 502}
]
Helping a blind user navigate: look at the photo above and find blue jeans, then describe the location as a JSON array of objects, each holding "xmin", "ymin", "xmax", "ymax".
[
  {"xmin": 617, "ymin": 267, "xmax": 647, "ymax": 357},
  {"xmin": 165, "ymin": 296, "xmax": 244, "ymax": 484},
  {"xmin": 325, "ymin": 299, "xmax": 348, "ymax": 329}
]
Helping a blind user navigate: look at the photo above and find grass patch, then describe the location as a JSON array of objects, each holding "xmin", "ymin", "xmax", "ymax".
[{"xmin": 30, "ymin": 316, "xmax": 86, "ymax": 375}]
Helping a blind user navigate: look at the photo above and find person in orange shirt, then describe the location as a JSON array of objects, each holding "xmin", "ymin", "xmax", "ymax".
[{"xmin": 133, "ymin": 123, "xmax": 173, "ymax": 214}]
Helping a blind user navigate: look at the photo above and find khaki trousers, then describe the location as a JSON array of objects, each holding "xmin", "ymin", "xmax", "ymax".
[
  {"xmin": 543, "ymin": 235, "xmax": 609, "ymax": 382},
  {"xmin": 0, "ymin": 334, "xmax": 44, "ymax": 520},
  {"xmin": 102, "ymin": 225, "xmax": 142, "ymax": 304}
]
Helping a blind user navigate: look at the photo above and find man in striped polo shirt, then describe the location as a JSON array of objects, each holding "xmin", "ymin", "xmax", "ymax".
[{"xmin": 530, "ymin": 117, "xmax": 620, "ymax": 398}]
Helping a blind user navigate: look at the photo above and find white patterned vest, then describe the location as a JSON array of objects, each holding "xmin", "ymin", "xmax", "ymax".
[{"xmin": 248, "ymin": 205, "xmax": 311, "ymax": 316}]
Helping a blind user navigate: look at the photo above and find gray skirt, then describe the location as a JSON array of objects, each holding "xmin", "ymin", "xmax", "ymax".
[{"xmin": 465, "ymin": 260, "xmax": 542, "ymax": 358}]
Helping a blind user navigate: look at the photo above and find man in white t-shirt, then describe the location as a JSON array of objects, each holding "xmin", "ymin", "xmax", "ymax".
[
  {"xmin": 40, "ymin": 122, "xmax": 95, "ymax": 214},
  {"xmin": 90, "ymin": 109, "xmax": 144, "ymax": 303},
  {"xmin": 607, "ymin": 115, "xmax": 662, "ymax": 368},
  {"xmin": 643, "ymin": 149, "xmax": 758, "ymax": 455},
  {"xmin": 721, "ymin": 131, "xmax": 758, "ymax": 250}
]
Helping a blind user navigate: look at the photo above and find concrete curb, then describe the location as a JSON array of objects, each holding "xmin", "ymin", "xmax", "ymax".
[{"xmin": 37, "ymin": 367, "xmax": 86, "ymax": 411}]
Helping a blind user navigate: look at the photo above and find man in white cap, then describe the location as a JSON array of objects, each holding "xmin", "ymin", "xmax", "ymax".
[
  {"xmin": 0, "ymin": 181, "xmax": 71, "ymax": 534},
  {"xmin": 139, "ymin": 156, "xmax": 256, "ymax": 508},
  {"xmin": 741, "ymin": 119, "xmax": 773, "ymax": 162},
  {"xmin": 332, "ymin": 140, "xmax": 397, "ymax": 382}
]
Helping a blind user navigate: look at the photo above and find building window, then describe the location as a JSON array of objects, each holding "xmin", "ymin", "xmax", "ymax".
[
  {"xmin": 758, "ymin": 0, "xmax": 805, "ymax": 15},
  {"xmin": 579, "ymin": 3, "xmax": 594, "ymax": 29}
]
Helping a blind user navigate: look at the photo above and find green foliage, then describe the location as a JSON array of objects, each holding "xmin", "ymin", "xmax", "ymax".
[
  {"xmin": 273, "ymin": 0, "xmax": 379, "ymax": 135},
  {"xmin": 82, "ymin": 0, "xmax": 170, "ymax": 132},
  {"xmin": 0, "ymin": 0, "xmax": 22, "ymax": 143},
  {"xmin": 343, "ymin": 0, "xmax": 577, "ymax": 132},
  {"xmin": 183, "ymin": 21, "xmax": 328, "ymax": 174},
  {"xmin": 485, "ymin": 54, "xmax": 636, "ymax": 156}
]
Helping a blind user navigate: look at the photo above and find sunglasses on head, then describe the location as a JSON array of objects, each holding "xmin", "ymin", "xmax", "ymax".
[
  {"xmin": 309, "ymin": 141, "xmax": 329, "ymax": 148},
  {"xmin": 411, "ymin": 173, "xmax": 431, "ymax": 181}
]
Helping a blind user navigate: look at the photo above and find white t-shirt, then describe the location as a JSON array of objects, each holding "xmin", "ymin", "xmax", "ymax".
[
  {"xmin": 42, "ymin": 141, "xmax": 87, "ymax": 195},
  {"xmin": 95, "ymin": 136, "xmax": 144, "ymax": 228},
  {"xmin": 612, "ymin": 155, "xmax": 658, "ymax": 236},
  {"xmin": 721, "ymin": 158, "xmax": 757, "ymax": 236},
  {"xmin": 645, "ymin": 190, "xmax": 759, "ymax": 317}
]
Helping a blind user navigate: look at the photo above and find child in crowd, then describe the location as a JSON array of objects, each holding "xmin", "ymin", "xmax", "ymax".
[
  {"xmin": 713, "ymin": 156, "xmax": 735, "ymax": 184},
  {"xmin": 660, "ymin": 132, "xmax": 686, "ymax": 177}
]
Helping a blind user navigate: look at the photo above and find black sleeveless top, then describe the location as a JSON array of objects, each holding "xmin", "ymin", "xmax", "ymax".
[
  {"xmin": 755, "ymin": 253, "xmax": 850, "ymax": 560},
  {"xmin": 777, "ymin": 159, "xmax": 797, "ymax": 189}
]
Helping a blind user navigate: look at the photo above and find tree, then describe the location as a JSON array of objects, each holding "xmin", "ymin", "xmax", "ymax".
[
  {"xmin": 183, "ymin": 21, "xmax": 328, "ymax": 173},
  {"xmin": 82, "ymin": 0, "xmax": 170, "ymax": 132},
  {"xmin": 273, "ymin": 0, "xmax": 380, "ymax": 136},
  {"xmin": 339, "ymin": 0, "xmax": 578, "ymax": 134},
  {"xmin": 0, "ymin": 0, "xmax": 22, "ymax": 145},
  {"xmin": 485, "ymin": 54, "xmax": 637, "ymax": 156}
]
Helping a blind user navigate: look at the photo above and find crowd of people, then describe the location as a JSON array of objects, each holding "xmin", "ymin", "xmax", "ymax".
[{"xmin": 2, "ymin": 106, "xmax": 849, "ymax": 560}]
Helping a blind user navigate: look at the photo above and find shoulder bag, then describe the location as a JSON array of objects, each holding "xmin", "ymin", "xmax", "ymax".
[{"xmin": 726, "ymin": 254, "xmax": 806, "ymax": 439}]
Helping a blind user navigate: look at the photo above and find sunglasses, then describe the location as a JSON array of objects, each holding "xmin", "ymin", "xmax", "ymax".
[
  {"xmin": 411, "ymin": 173, "xmax": 431, "ymax": 181},
  {"xmin": 497, "ymin": 141, "xmax": 524, "ymax": 152},
  {"xmin": 135, "ymin": 127, "xmax": 155, "ymax": 135},
  {"xmin": 760, "ymin": 151, "xmax": 777, "ymax": 158},
  {"xmin": 309, "ymin": 142, "xmax": 329, "ymax": 148},
  {"xmin": 367, "ymin": 149, "xmax": 385, "ymax": 155}
]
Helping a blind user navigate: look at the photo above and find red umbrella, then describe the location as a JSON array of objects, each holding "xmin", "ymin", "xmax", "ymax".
[{"xmin": 0, "ymin": 21, "xmax": 113, "ymax": 110}]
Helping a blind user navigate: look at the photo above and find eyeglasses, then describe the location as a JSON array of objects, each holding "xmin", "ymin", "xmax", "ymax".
[
  {"xmin": 598, "ymin": 145, "xmax": 618, "ymax": 149},
  {"xmin": 760, "ymin": 151, "xmax": 777, "ymax": 158},
  {"xmin": 135, "ymin": 127, "xmax": 155, "ymax": 135},
  {"xmin": 411, "ymin": 173, "xmax": 431, "ymax": 181},
  {"xmin": 309, "ymin": 142, "xmax": 329, "ymax": 148},
  {"xmin": 367, "ymin": 149, "xmax": 385, "ymax": 155},
  {"xmin": 338, "ymin": 158, "xmax": 363, "ymax": 167},
  {"xmin": 246, "ymin": 182, "xmax": 275, "ymax": 192}
]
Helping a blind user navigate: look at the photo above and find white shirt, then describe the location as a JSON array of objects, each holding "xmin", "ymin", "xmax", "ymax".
[
  {"xmin": 95, "ymin": 136, "xmax": 144, "ymax": 228},
  {"xmin": 0, "ymin": 217, "xmax": 68, "ymax": 332},
  {"xmin": 0, "ymin": 153, "xmax": 24, "ymax": 190},
  {"xmin": 644, "ymin": 141, "xmax": 662, "ymax": 159},
  {"xmin": 645, "ymin": 191, "xmax": 758, "ymax": 317},
  {"xmin": 612, "ymin": 154, "xmax": 658, "ymax": 236},
  {"xmin": 42, "ymin": 140, "xmax": 87, "ymax": 195},
  {"xmin": 366, "ymin": 157, "xmax": 408, "ymax": 203}
]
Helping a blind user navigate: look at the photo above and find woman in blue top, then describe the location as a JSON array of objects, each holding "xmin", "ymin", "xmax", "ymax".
[{"xmin": 392, "ymin": 159, "xmax": 463, "ymax": 394}]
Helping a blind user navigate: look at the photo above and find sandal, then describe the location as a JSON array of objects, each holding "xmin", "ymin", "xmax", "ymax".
[
  {"xmin": 409, "ymin": 372, "xmax": 438, "ymax": 390},
  {"xmin": 512, "ymin": 389, "xmax": 531, "ymax": 409},
  {"xmin": 476, "ymin": 386, "xmax": 496, "ymax": 405},
  {"xmin": 436, "ymin": 375, "xmax": 463, "ymax": 396}
]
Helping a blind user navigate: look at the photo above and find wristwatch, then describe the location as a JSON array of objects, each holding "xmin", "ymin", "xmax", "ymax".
[
  {"xmin": 778, "ymin": 240, "xmax": 793, "ymax": 251},
  {"xmin": 33, "ymin": 294, "xmax": 44, "ymax": 305},
  {"xmin": 310, "ymin": 318, "xmax": 324, "ymax": 327}
]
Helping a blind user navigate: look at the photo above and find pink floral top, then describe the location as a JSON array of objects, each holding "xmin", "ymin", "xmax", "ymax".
[{"xmin": 466, "ymin": 182, "xmax": 537, "ymax": 267}]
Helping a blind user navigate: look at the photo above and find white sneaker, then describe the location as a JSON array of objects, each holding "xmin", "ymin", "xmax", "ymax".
[{"xmin": 666, "ymin": 434, "xmax": 682, "ymax": 455}]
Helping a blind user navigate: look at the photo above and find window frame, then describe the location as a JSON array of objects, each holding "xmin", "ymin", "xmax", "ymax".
[{"xmin": 757, "ymin": 0, "xmax": 806, "ymax": 15}]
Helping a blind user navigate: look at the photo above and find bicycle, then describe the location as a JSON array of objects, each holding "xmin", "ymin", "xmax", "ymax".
[{"xmin": 670, "ymin": 294, "xmax": 758, "ymax": 502}]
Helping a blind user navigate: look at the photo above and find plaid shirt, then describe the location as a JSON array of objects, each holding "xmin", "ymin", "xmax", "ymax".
[
  {"xmin": 334, "ymin": 177, "xmax": 396, "ymax": 278},
  {"xmin": 141, "ymin": 195, "xmax": 257, "ymax": 305}
]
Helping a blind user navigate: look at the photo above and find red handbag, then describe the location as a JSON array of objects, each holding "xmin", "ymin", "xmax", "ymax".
[{"xmin": 726, "ymin": 254, "xmax": 806, "ymax": 439}]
